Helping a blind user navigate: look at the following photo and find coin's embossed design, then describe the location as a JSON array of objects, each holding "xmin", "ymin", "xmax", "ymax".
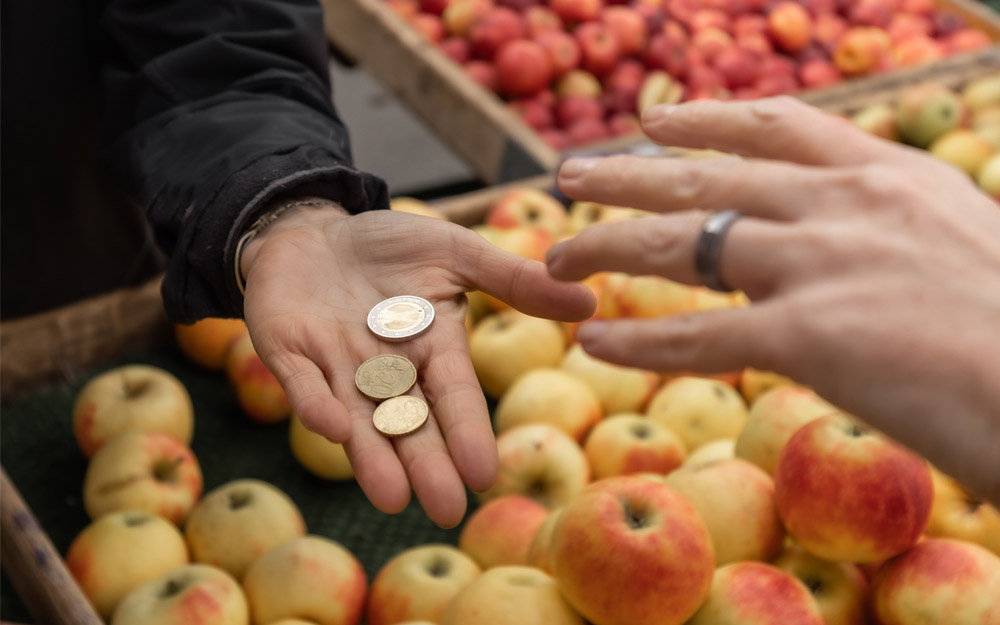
[
  {"xmin": 367, "ymin": 296, "xmax": 435, "ymax": 342},
  {"xmin": 373, "ymin": 395, "xmax": 429, "ymax": 437},
  {"xmin": 355, "ymin": 354, "xmax": 417, "ymax": 401}
]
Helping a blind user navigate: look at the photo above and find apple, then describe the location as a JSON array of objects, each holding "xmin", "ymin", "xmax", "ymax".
[
  {"xmin": 601, "ymin": 6, "xmax": 649, "ymax": 56},
  {"xmin": 527, "ymin": 507, "xmax": 564, "ymax": 573},
  {"xmin": 289, "ymin": 413, "xmax": 354, "ymax": 481},
  {"xmin": 851, "ymin": 102, "xmax": 900, "ymax": 141},
  {"xmin": 66, "ymin": 510, "xmax": 189, "ymax": 620},
  {"xmin": 525, "ymin": 5, "xmax": 563, "ymax": 37},
  {"xmin": 963, "ymin": 74, "xmax": 1000, "ymax": 113},
  {"xmin": 459, "ymin": 495, "xmax": 550, "ymax": 569},
  {"xmin": 734, "ymin": 385, "xmax": 838, "ymax": 476},
  {"xmin": 366, "ymin": 545, "xmax": 481, "ymax": 625},
  {"xmin": 555, "ymin": 70, "xmax": 603, "ymax": 99},
  {"xmin": 409, "ymin": 13, "xmax": 446, "ymax": 42},
  {"xmin": 691, "ymin": 9, "xmax": 731, "ymax": 33},
  {"xmin": 926, "ymin": 467, "xmax": 1000, "ymax": 555},
  {"xmin": 494, "ymin": 368, "xmax": 603, "ymax": 442},
  {"xmin": 734, "ymin": 14, "xmax": 768, "ymax": 37},
  {"xmin": 390, "ymin": 197, "xmax": 448, "ymax": 220},
  {"xmin": 646, "ymin": 376, "xmax": 748, "ymax": 452},
  {"xmin": 73, "ymin": 364, "xmax": 194, "ymax": 458},
  {"xmin": 775, "ymin": 413, "xmax": 933, "ymax": 563},
  {"xmin": 887, "ymin": 12, "xmax": 932, "ymax": 42},
  {"xmin": 464, "ymin": 60, "xmax": 499, "ymax": 90},
  {"xmin": 896, "ymin": 82, "xmax": 965, "ymax": 147},
  {"xmin": 472, "ymin": 224, "xmax": 554, "ymax": 262},
  {"xmin": 594, "ymin": 273, "xmax": 699, "ymax": 319},
  {"xmin": 549, "ymin": 0, "xmax": 603, "ymax": 23},
  {"xmin": 584, "ymin": 414, "xmax": 686, "ymax": 479},
  {"xmin": 767, "ymin": 2, "xmax": 812, "ymax": 53},
  {"xmin": 799, "ymin": 59, "xmax": 841, "ymax": 88},
  {"xmin": 469, "ymin": 7, "xmax": 527, "ymax": 60},
  {"xmin": 834, "ymin": 26, "xmax": 892, "ymax": 76},
  {"xmin": 893, "ymin": 34, "xmax": 944, "ymax": 67},
  {"xmin": 848, "ymin": 0, "xmax": 892, "ymax": 28},
  {"xmin": 609, "ymin": 111, "xmax": 642, "ymax": 135},
  {"xmin": 567, "ymin": 202, "xmax": 649, "ymax": 233},
  {"xmin": 683, "ymin": 438, "xmax": 735, "ymax": 466},
  {"xmin": 550, "ymin": 476, "xmax": 715, "ymax": 625},
  {"xmin": 870, "ymin": 538, "xmax": 1000, "ymax": 625},
  {"xmin": 510, "ymin": 96, "xmax": 555, "ymax": 132},
  {"xmin": 496, "ymin": 40, "xmax": 553, "ymax": 97},
  {"xmin": 443, "ymin": 0, "xmax": 493, "ymax": 37},
  {"xmin": 175, "ymin": 318, "xmax": 247, "ymax": 371},
  {"xmin": 486, "ymin": 188, "xmax": 568, "ymax": 237},
  {"xmin": 642, "ymin": 32, "xmax": 687, "ymax": 76},
  {"xmin": 535, "ymin": 30, "xmax": 581, "ymax": 78},
  {"xmin": 814, "ymin": 12, "xmax": 848, "ymax": 50},
  {"xmin": 469, "ymin": 310, "xmax": 566, "ymax": 398},
  {"xmin": 637, "ymin": 70, "xmax": 684, "ymax": 115},
  {"xmin": 242, "ymin": 536, "xmax": 367, "ymax": 625},
  {"xmin": 739, "ymin": 368, "xmax": 799, "ymax": 404},
  {"xmin": 929, "ymin": 129, "xmax": 996, "ymax": 176},
  {"xmin": 561, "ymin": 344, "xmax": 660, "ymax": 415},
  {"xmin": 566, "ymin": 118, "xmax": 611, "ymax": 146},
  {"xmin": 946, "ymin": 28, "xmax": 993, "ymax": 55},
  {"xmin": 575, "ymin": 22, "xmax": 622, "ymax": 77},
  {"xmin": 691, "ymin": 27, "xmax": 734, "ymax": 63},
  {"xmin": 977, "ymin": 153, "xmax": 1000, "ymax": 199},
  {"xmin": 440, "ymin": 566, "xmax": 585, "ymax": 625},
  {"xmin": 772, "ymin": 543, "xmax": 870, "ymax": 625},
  {"xmin": 480, "ymin": 423, "xmax": 590, "ymax": 509},
  {"xmin": 713, "ymin": 46, "xmax": 759, "ymax": 90},
  {"xmin": 185, "ymin": 479, "xmax": 306, "ymax": 581},
  {"xmin": 421, "ymin": 0, "xmax": 454, "ymax": 15},
  {"xmin": 665, "ymin": 458, "xmax": 784, "ymax": 564},
  {"xmin": 83, "ymin": 431, "xmax": 203, "ymax": 525},
  {"xmin": 385, "ymin": 0, "xmax": 420, "ymax": 20},
  {"xmin": 602, "ymin": 59, "xmax": 646, "ymax": 115},
  {"xmin": 686, "ymin": 562, "xmax": 825, "ymax": 625},
  {"xmin": 111, "ymin": 564, "xmax": 248, "ymax": 625},
  {"xmin": 440, "ymin": 36, "xmax": 471, "ymax": 64},
  {"xmin": 225, "ymin": 330, "xmax": 292, "ymax": 424}
]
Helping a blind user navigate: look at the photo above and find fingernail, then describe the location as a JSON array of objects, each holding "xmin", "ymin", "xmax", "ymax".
[
  {"xmin": 545, "ymin": 242, "xmax": 565, "ymax": 266},
  {"xmin": 576, "ymin": 321, "xmax": 607, "ymax": 344},
  {"xmin": 560, "ymin": 158, "xmax": 598, "ymax": 179},
  {"xmin": 642, "ymin": 103, "xmax": 678, "ymax": 125}
]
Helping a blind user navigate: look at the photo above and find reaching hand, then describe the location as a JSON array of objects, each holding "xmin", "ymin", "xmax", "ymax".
[
  {"xmin": 240, "ymin": 206, "xmax": 595, "ymax": 527},
  {"xmin": 545, "ymin": 97, "xmax": 1000, "ymax": 504}
]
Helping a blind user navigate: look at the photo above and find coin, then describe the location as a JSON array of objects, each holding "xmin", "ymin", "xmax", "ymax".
[
  {"xmin": 355, "ymin": 354, "xmax": 418, "ymax": 401},
  {"xmin": 367, "ymin": 296, "xmax": 435, "ymax": 342},
  {"xmin": 373, "ymin": 395, "xmax": 429, "ymax": 437}
]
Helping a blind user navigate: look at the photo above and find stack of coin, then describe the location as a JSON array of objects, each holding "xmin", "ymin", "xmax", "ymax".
[{"xmin": 358, "ymin": 296, "xmax": 436, "ymax": 437}]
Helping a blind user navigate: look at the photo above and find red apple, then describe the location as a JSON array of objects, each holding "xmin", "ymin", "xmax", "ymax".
[
  {"xmin": 497, "ymin": 0, "xmax": 540, "ymax": 9},
  {"xmin": 510, "ymin": 97, "xmax": 555, "ymax": 131},
  {"xmin": 733, "ymin": 14, "xmax": 768, "ymax": 37},
  {"xmin": 887, "ymin": 12, "xmax": 931, "ymax": 42},
  {"xmin": 609, "ymin": 111, "xmax": 642, "ymax": 135},
  {"xmin": 767, "ymin": 1, "xmax": 813, "ymax": 53},
  {"xmin": 535, "ymin": 30, "xmax": 582, "ymax": 78},
  {"xmin": 601, "ymin": 6, "xmax": 650, "ymax": 56},
  {"xmin": 848, "ymin": 0, "xmax": 893, "ymax": 28},
  {"xmin": 464, "ymin": 60, "xmax": 499, "ymax": 90},
  {"xmin": 225, "ymin": 330, "xmax": 291, "ymax": 424},
  {"xmin": 798, "ymin": 58, "xmax": 842, "ymax": 88},
  {"xmin": 385, "ymin": 0, "xmax": 420, "ymax": 20},
  {"xmin": 525, "ymin": 5, "xmax": 563, "ymax": 36},
  {"xmin": 643, "ymin": 32, "xmax": 688, "ymax": 76},
  {"xmin": 575, "ymin": 22, "xmax": 622, "ymax": 76},
  {"xmin": 690, "ymin": 8, "xmax": 732, "ymax": 33},
  {"xmin": 946, "ymin": 28, "xmax": 994, "ymax": 55},
  {"xmin": 687, "ymin": 562, "xmax": 825, "ymax": 625},
  {"xmin": 440, "ymin": 36, "xmax": 471, "ymax": 64},
  {"xmin": 814, "ymin": 12, "xmax": 848, "ymax": 50},
  {"xmin": 686, "ymin": 64, "xmax": 727, "ymax": 93},
  {"xmin": 421, "ymin": 0, "xmax": 454, "ymax": 15},
  {"xmin": 691, "ymin": 26, "xmax": 735, "ymax": 62},
  {"xmin": 540, "ymin": 129, "xmax": 570, "ymax": 149},
  {"xmin": 834, "ymin": 26, "xmax": 892, "ymax": 75},
  {"xmin": 893, "ymin": 34, "xmax": 944, "ymax": 67},
  {"xmin": 496, "ymin": 40, "xmax": 553, "ymax": 96},
  {"xmin": 713, "ymin": 46, "xmax": 759, "ymax": 89},
  {"xmin": 556, "ymin": 95, "xmax": 604, "ymax": 128},
  {"xmin": 566, "ymin": 118, "xmax": 611, "ymax": 145},
  {"xmin": 409, "ymin": 13, "xmax": 446, "ymax": 42},
  {"xmin": 550, "ymin": 0, "xmax": 604, "ymax": 23},
  {"xmin": 469, "ymin": 7, "xmax": 527, "ymax": 60},
  {"xmin": 602, "ymin": 59, "xmax": 646, "ymax": 114},
  {"xmin": 443, "ymin": 0, "xmax": 493, "ymax": 37}
]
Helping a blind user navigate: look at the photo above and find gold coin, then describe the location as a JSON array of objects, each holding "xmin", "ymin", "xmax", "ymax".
[
  {"xmin": 367, "ymin": 296, "xmax": 435, "ymax": 342},
  {"xmin": 355, "ymin": 354, "xmax": 418, "ymax": 401},
  {"xmin": 373, "ymin": 395, "xmax": 429, "ymax": 437}
]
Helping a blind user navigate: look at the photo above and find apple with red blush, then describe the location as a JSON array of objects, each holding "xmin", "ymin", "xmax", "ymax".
[
  {"xmin": 566, "ymin": 118, "xmax": 611, "ymax": 146},
  {"xmin": 601, "ymin": 6, "xmax": 649, "ymax": 56},
  {"xmin": 420, "ymin": 0, "xmax": 454, "ymax": 15},
  {"xmin": 509, "ymin": 98, "xmax": 555, "ymax": 131},
  {"xmin": 556, "ymin": 95, "xmax": 604, "ymax": 128},
  {"xmin": 535, "ymin": 30, "xmax": 581, "ymax": 78},
  {"xmin": 946, "ymin": 29, "xmax": 993, "ymax": 55},
  {"xmin": 469, "ymin": 7, "xmax": 526, "ymax": 60},
  {"xmin": 496, "ymin": 40, "xmax": 553, "ymax": 97},
  {"xmin": 440, "ymin": 37, "xmax": 471, "ymax": 64},
  {"xmin": 691, "ymin": 27, "xmax": 734, "ymax": 63},
  {"xmin": 409, "ymin": 13, "xmax": 446, "ymax": 42},
  {"xmin": 798, "ymin": 59, "xmax": 842, "ymax": 88},
  {"xmin": 549, "ymin": 0, "xmax": 603, "ymax": 23},
  {"xmin": 575, "ymin": 22, "xmax": 622, "ymax": 77},
  {"xmin": 690, "ymin": 9, "xmax": 731, "ymax": 33},
  {"xmin": 643, "ymin": 32, "xmax": 688, "ymax": 77},
  {"xmin": 767, "ymin": 1, "xmax": 813, "ymax": 53},
  {"xmin": 443, "ymin": 0, "xmax": 493, "ymax": 37},
  {"xmin": 464, "ymin": 60, "xmax": 499, "ymax": 90},
  {"xmin": 712, "ymin": 47, "xmax": 758, "ymax": 90},
  {"xmin": 525, "ymin": 5, "xmax": 563, "ymax": 37}
]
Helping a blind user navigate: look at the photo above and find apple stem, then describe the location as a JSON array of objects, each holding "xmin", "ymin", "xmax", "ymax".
[
  {"xmin": 622, "ymin": 500, "xmax": 648, "ymax": 530},
  {"xmin": 153, "ymin": 456, "xmax": 185, "ymax": 483}
]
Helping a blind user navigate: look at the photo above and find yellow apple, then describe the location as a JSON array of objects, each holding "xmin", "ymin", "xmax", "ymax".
[
  {"xmin": 494, "ymin": 368, "xmax": 603, "ymax": 443},
  {"xmin": 962, "ymin": 74, "xmax": 1000, "ymax": 112},
  {"xmin": 83, "ymin": 431, "xmax": 203, "ymax": 525},
  {"xmin": 472, "ymin": 225, "xmax": 554, "ymax": 263},
  {"xmin": 390, "ymin": 197, "xmax": 448, "ymax": 219},
  {"xmin": 738, "ymin": 368, "xmax": 800, "ymax": 405},
  {"xmin": 646, "ymin": 376, "xmax": 748, "ymax": 452},
  {"xmin": 73, "ymin": 364, "xmax": 194, "ymax": 458},
  {"xmin": 929, "ymin": 129, "xmax": 996, "ymax": 176},
  {"xmin": 683, "ymin": 438, "xmax": 735, "ymax": 467},
  {"xmin": 596, "ymin": 273, "xmax": 699, "ymax": 319},
  {"xmin": 175, "ymin": 318, "xmax": 247, "ymax": 371},
  {"xmin": 665, "ymin": 458, "xmax": 784, "ymax": 565},
  {"xmin": 469, "ymin": 311, "xmax": 566, "ymax": 398},
  {"xmin": 459, "ymin": 495, "xmax": 550, "ymax": 569},
  {"xmin": 485, "ymin": 188, "xmax": 569, "ymax": 238},
  {"xmin": 242, "ymin": 536, "xmax": 367, "ymax": 625},
  {"xmin": 926, "ymin": 467, "xmax": 1000, "ymax": 555},
  {"xmin": 583, "ymin": 414, "xmax": 686, "ymax": 479},
  {"xmin": 289, "ymin": 414, "xmax": 354, "ymax": 481},
  {"xmin": 527, "ymin": 507, "xmax": 564, "ymax": 574},
  {"xmin": 479, "ymin": 424, "xmax": 590, "ymax": 509},
  {"xmin": 686, "ymin": 562, "xmax": 824, "ymax": 625},
  {"xmin": 111, "ymin": 564, "xmax": 248, "ymax": 625},
  {"xmin": 976, "ymin": 152, "xmax": 1000, "ymax": 199},
  {"xmin": 440, "ymin": 566, "xmax": 584, "ymax": 625},
  {"xmin": 567, "ymin": 201, "xmax": 650, "ymax": 233},
  {"xmin": 773, "ymin": 543, "xmax": 869, "ymax": 625},
  {"xmin": 185, "ymin": 479, "xmax": 306, "ymax": 581},
  {"xmin": 366, "ymin": 545, "xmax": 481, "ymax": 625},
  {"xmin": 560, "ymin": 344, "xmax": 660, "ymax": 414},
  {"xmin": 66, "ymin": 510, "xmax": 189, "ymax": 620}
]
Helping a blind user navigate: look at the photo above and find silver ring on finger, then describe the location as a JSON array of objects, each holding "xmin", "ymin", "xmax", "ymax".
[{"xmin": 695, "ymin": 209, "xmax": 742, "ymax": 292}]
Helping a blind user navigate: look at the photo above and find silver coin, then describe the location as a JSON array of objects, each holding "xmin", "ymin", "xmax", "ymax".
[{"xmin": 367, "ymin": 296, "xmax": 435, "ymax": 342}]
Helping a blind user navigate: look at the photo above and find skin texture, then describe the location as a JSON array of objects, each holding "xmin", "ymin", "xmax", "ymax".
[
  {"xmin": 544, "ymin": 97, "xmax": 1000, "ymax": 506},
  {"xmin": 240, "ymin": 209, "xmax": 596, "ymax": 528}
]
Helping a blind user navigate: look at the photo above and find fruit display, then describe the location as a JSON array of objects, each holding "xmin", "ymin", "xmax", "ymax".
[{"xmin": 383, "ymin": 0, "xmax": 994, "ymax": 149}]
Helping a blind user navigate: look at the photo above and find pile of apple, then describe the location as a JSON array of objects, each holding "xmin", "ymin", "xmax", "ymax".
[
  {"xmin": 384, "ymin": 0, "xmax": 994, "ymax": 149},
  {"xmin": 850, "ymin": 71, "xmax": 1000, "ymax": 199}
]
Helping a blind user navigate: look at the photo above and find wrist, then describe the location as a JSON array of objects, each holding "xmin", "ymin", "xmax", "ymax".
[{"xmin": 236, "ymin": 197, "xmax": 348, "ymax": 294}]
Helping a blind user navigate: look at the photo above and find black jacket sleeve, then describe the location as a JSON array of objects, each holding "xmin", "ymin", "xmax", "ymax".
[{"xmin": 99, "ymin": 0, "xmax": 390, "ymax": 322}]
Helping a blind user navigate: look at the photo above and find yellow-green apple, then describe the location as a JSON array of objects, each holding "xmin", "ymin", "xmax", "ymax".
[
  {"xmin": 459, "ymin": 495, "xmax": 550, "ymax": 569},
  {"xmin": 555, "ymin": 69, "xmax": 603, "ymax": 99},
  {"xmin": 566, "ymin": 202, "xmax": 649, "ymax": 233},
  {"xmin": 494, "ymin": 368, "xmax": 603, "ymax": 442},
  {"xmin": 895, "ymin": 82, "xmax": 965, "ymax": 148},
  {"xmin": 469, "ymin": 311, "xmax": 566, "ymax": 399},
  {"xmin": 73, "ymin": 364, "xmax": 194, "ymax": 458},
  {"xmin": 366, "ymin": 544, "xmax": 481, "ymax": 625},
  {"xmin": 775, "ymin": 414, "xmax": 933, "ymax": 563},
  {"xmin": 83, "ymin": 431, "xmax": 203, "ymax": 525},
  {"xmin": 929, "ymin": 129, "xmax": 996, "ymax": 176},
  {"xmin": 664, "ymin": 458, "xmax": 784, "ymax": 565},
  {"xmin": 926, "ymin": 467, "xmax": 1000, "ymax": 555},
  {"xmin": 686, "ymin": 562, "xmax": 825, "ymax": 625},
  {"xmin": 111, "ymin": 564, "xmax": 248, "ymax": 625},
  {"xmin": 184, "ymin": 479, "xmax": 306, "ymax": 581},
  {"xmin": 66, "ymin": 510, "xmax": 189, "ymax": 620},
  {"xmin": 560, "ymin": 344, "xmax": 661, "ymax": 415},
  {"xmin": 870, "ymin": 538, "xmax": 1000, "ymax": 625},
  {"xmin": 977, "ymin": 153, "xmax": 1000, "ymax": 198},
  {"xmin": 976, "ymin": 124, "xmax": 1000, "ymax": 151},
  {"xmin": 485, "ymin": 188, "xmax": 569, "ymax": 238},
  {"xmin": 972, "ymin": 105, "xmax": 1000, "ymax": 130},
  {"xmin": 175, "ymin": 318, "xmax": 248, "ymax": 371},
  {"xmin": 225, "ymin": 330, "xmax": 292, "ymax": 424},
  {"xmin": 851, "ymin": 102, "xmax": 900, "ymax": 141},
  {"xmin": 289, "ymin": 413, "xmax": 354, "ymax": 480},
  {"xmin": 550, "ymin": 476, "xmax": 715, "ymax": 625},
  {"xmin": 390, "ymin": 197, "xmax": 448, "ymax": 220},
  {"xmin": 479, "ymin": 424, "xmax": 590, "ymax": 509},
  {"xmin": 735, "ymin": 385, "xmax": 839, "ymax": 476},
  {"xmin": 684, "ymin": 438, "xmax": 735, "ymax": 467},
  {"xmin": 646, "ymin": 376, "xmax": 748, "ymax": 452},
  {"xmin": 583, "ymin": 414, "xmax": 686, "ymax": 479},
  {"xmin": 242, "ymin": 536, "xmax": 366, "ymax": 625},
  {"xmin": 527, "ymin": 507, "xmax": 564, "ymax": 574},
  {"xmin": 637, "ymin": 71, "xmax": 684, "ymax": 115},
  {"xmin": 440, "ymin": 566, "xmax": 584, "ymax": 625},
  {"xmin": 963, "ymin": 74, "xmax": 1000, "ymax": 113},
  {"xmin": 739, "ymin": 368, "xmax": 799, "ymax": 405},
  {"xmin": 773, "ymin": 543, "xmax": 869, "ymax": 625}
]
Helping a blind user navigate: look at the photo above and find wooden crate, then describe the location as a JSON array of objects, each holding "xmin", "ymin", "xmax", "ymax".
[{"xmin": 322, "ymin": 0, "xmax": 1000, "ymax": 184}]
